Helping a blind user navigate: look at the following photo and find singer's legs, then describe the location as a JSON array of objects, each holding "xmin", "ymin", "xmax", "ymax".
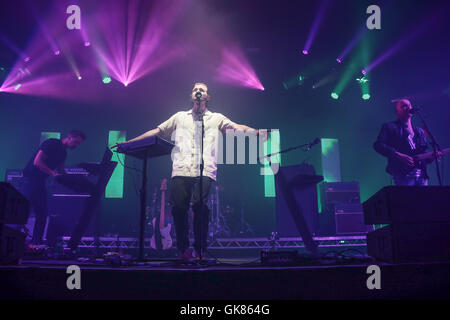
[
  {"xmin": 171, "ymin": 176, "xmax": 192, "ymax": 253},
  {"xmin": 192, "ymin": 177, "xmax": 213, "ymax": 255}
]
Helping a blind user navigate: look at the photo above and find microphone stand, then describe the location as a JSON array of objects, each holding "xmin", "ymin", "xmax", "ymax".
[
  {"xmin": 415, "ymin": 110, "xmax": 443, "ymax": 186},
  {"xmin": 196, "ymin": 99, "xmax": 206, "ymax": 261},
  {"xmin": 263, "ymin": 138, "xmax": 319, "ymax": 160}
]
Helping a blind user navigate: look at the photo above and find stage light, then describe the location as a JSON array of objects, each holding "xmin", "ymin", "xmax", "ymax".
[
  {"xmin": 362, "ymin": 94, "xmax": 371, "ymax": 100},
  {"xmin": 84, "ymin": 41, "xmax": 91, "ymax": 47},
  {"xmin": 24, "ymin": 57, "xmax": 30, "ymax": 62},
  {"xmin": 216, "ymin": 46, "xmax": 264, "ymax": 91},
  {"xmin": 361, "ymin": 69, "xmax": 367, "ymax": 75},
  {"xmin": 331, "ymin": 92, "xmax": 339, "ymax": 99},
  {"xmin": 124, "ymin": 82, "xmax": 128, "ymax": 87},
  {"xmin": 302, "ymin": 0, "xmax": 329, "ymax": 59},
  {"xmin": 282, "ymin": 74, "xmax": 305, "ymax": 90},
  {"xmin": 77, "ymin": 76, "xmax": 82, "ymax": 80},
  {"xmin": 102, "ymin": 76, "xmax": 112, "ymax": 84},
  {"xmin": 337, "ymin": 28, "xmax": 367, "ymax": 65},
  {"xmin": 14, "ymin": 83, "xmax": 22, "ymax": 91},
  {"xmin": 54, "ymin": 50, "xmax": 61, "ymax": 56},
  {"xmin": 356, "ymin": 77, "xmax": 369, "ymax": 84}
]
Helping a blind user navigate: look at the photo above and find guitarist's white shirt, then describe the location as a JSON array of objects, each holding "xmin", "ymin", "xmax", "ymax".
[{"xmin": 157, "ymin": 108, "xmax": 236, "ymax": 181}]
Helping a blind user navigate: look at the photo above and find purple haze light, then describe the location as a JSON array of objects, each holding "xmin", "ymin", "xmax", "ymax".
[
  {"xmin": 361, "ymin": 69, "xmax": 367, "ymax": 75},
  {"xmin": 92, "ymin": 0, "xmax": 186, "ymax": 87},
  {"xmin": 302, "ymin": 0, "xmax": 329, "ymax": 57},
  {"xmin": 302, "ymin": 50, "xmax": 309, "ymax": 55},
  {"xmin": 84, "ymin": 41, "xmax": 91, "ymax": 47},
  {"xmin": 54, "ymin": 50, "xmax": 61, "ymax": 56},
  {"xmin": 336, "ymin": 58, "xmax": 342, "ymax": 63},
  {"xmin": 215, "ymin": 46, "xmax": 264, "ymax": 91}
]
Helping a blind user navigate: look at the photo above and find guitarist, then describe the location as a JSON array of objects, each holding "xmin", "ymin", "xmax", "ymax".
[{"xmin": 374, "ymin": 99, "xmax": 442, "ymax": 186}]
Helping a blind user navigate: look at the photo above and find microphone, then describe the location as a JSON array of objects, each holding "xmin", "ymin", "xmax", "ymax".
[
  {"xmin": 195, "ymin": 91, "xmax": 202, "ymax": 101},
  {"xmin": 409, "ymin": 107, "xmax": 420, "ymax": 114},
  {"xmin": 307, "ymin": 137, "xmax": 320, "ymax": 150}
]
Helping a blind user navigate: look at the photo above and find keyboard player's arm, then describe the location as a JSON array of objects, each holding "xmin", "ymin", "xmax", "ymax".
[{"xmin": 111, "ymin": 128, "xmax": 161, "ymax": 149}]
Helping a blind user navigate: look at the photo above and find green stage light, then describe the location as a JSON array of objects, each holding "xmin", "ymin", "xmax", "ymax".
[
  {"xmin": 106, "ymin": 130, "xmax": 127, "ymax": 198},
  {"xmin": 331, "ymin": 92, "xmax": 339, "ymax": 99},
  {"xmin": 102, "ymin": 76, "xmax": 112, "ymax": 84},
  {"xmin": 362, "ymin": 93, "xmax": 371, "ymax": 100}
]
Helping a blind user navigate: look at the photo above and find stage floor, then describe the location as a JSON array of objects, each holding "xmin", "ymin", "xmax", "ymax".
[{"xmin": 1, "ymin": 254, "xmax": 450, "ymax": 300}]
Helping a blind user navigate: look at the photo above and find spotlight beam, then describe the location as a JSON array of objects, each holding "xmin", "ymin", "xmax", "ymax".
[
  {"xmin": 215, "ymin": 46, "xmax": 264, "ymax": 91},
  {"xmin": 337, "ymin": 28, "xmax": 367, "ymax": 63},
  {"xmin": 303, "ymin": 0, "xmax": 330, "ymax": 54}
]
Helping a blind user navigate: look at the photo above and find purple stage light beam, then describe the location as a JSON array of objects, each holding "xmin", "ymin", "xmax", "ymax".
[
  {"xmin": 337, "ymin": 28, "xmax": 367, "ymax": 63},
  {"xmin": 215, "ymin": 46, "xmax": 264, "ymax": 91},
  {"xmin": 302, "ymin": 0, "xmax": 329, "ymax": 55},
  {"xmin": 92, "ymin": 0, "xmax": 187, "ymax": 87},
  {"xmin": 365, "ymin": 10, "xmax": 442, "ymax": 73}
]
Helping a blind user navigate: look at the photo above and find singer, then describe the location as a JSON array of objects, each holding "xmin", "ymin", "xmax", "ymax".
[
  {"xmin": 373, "ymin": 98, "xmax": 441, "ymax": 186},
  {"xmin": 116, "ymin": 82, "xmax": 266, "ymax": 260}
]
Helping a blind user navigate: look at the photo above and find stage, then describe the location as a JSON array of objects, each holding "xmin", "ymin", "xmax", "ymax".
[{"xmin": 2, "ymin": 243, "xmax": 450, "ymax": 300}]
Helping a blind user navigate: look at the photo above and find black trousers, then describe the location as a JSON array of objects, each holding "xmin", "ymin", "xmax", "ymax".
[
  {"xmin": 22, "ymin": 177, "xmax": 47, "ymax": 244},
  {"xmin": 171, "ymin": 176, "xmax": 213, "ymax": 253}
]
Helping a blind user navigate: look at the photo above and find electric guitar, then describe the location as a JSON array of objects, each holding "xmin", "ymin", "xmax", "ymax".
[
  {"xmin": 150, "ymin": 179, "xmax": 172, "ymax": 250},
  {"xmin": 399, "ymin": 147, "xmax": 450, "ymax": 175}
]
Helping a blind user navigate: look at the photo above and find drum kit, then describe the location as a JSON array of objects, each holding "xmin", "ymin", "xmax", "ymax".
[{"xmin": 147, "ymin": 181, "xmax": 254, "ymax": 240}]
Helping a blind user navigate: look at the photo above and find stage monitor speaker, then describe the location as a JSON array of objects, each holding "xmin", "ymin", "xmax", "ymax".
[
  {"xmin": 363, "ymin": 186, "xmax": 450, "ymax": 224},
  {"xmin": 367, "ymin": 223, "xmax": 450, "ymax": 263},
  {"xmin": 0, "ymin": 182, "xmax": 30, "ymax": 225},
  {"xmin": 0, "ymin": 224, "xmax": 26, "ymax": 265}
]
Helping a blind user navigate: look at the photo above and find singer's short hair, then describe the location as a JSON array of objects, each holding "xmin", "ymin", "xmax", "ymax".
[
  {"xmin": 193, "ymin": 82, "xmax": 209, "ymax": 93},
  {"xmin": 68, "ymin": 130, "xmax": 86, "ymax": 140}
]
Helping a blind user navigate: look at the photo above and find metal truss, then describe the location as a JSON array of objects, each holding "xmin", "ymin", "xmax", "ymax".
[{"xmin": 61, "ymin": 235, "xmax": 367, "ymax": 250}]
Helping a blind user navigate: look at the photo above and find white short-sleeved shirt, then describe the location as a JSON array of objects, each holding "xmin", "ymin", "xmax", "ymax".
[{"xmin": 157, "ymin": 108, "xmax": 236, "ymax": 181}]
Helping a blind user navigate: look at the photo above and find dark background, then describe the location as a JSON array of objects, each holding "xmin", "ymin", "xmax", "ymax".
[{"xmin": 1, "ymin": 0, "xmax": 449, "ymax": 237}]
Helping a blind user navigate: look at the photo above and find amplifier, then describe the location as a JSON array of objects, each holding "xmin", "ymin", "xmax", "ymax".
[
  {"xmin": 363, "ymin": 186, "xmax": 450, "ymax": 224},
  {"xmin": 334, "ymin": 204, "xmax": 371, "ymax": 234},
  {"xmin": 366, "ymin": 223, "xmax": 450, "ymax": 263},
  {"xmin": 322, "ymin": 182, "xmax": 360, "ymax": 206},
  {"xmin": 4, "ymin": 169, "xmax": 26, "ymax": 196}
]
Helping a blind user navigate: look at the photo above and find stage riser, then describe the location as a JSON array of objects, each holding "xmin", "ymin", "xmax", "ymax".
[{"xmin": 1, "ymin": 262, "xmax": 449, "ymax": 300}]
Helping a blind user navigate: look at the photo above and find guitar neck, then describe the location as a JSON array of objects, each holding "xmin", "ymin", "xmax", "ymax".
[{"xmin": 416, "ymin": 147, "xmax": 450, "ymax": 161}]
